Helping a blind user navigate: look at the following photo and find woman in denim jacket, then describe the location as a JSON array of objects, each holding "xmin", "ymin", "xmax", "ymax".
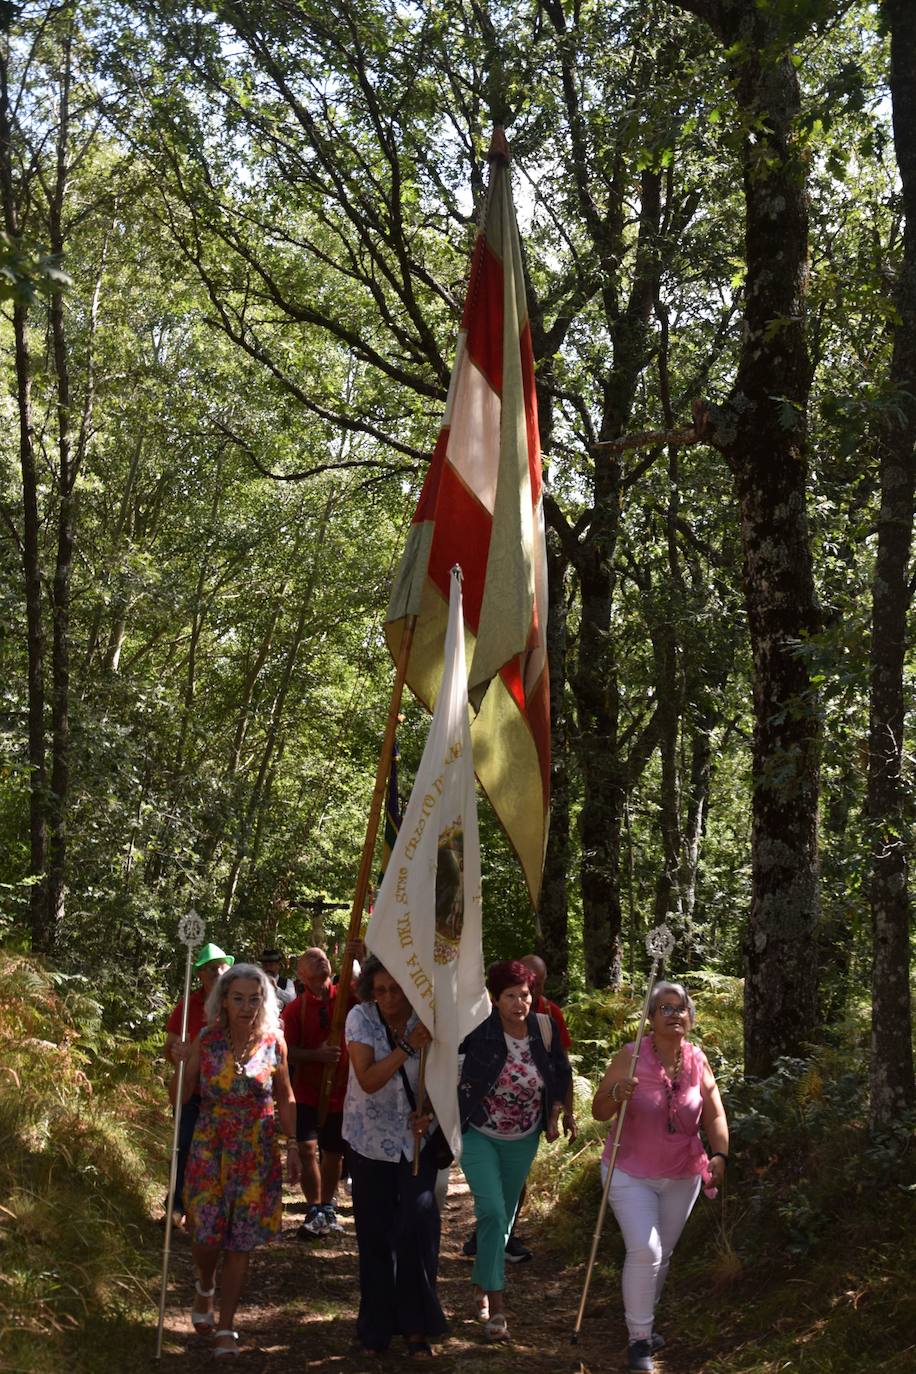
[{"xmin": 458, "ymin": 959, "xmax": 572, "ymax": 1342}]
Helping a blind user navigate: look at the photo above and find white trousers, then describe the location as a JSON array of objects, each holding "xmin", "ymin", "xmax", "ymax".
[{"xmin": 601, "ymin": 1164, "xmax": 702, "ymax": 1340}]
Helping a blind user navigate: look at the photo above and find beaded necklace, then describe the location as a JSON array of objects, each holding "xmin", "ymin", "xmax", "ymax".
[{"xmin": 651, "ymin": 1035, "xmax": 683, "ymax": 1133}]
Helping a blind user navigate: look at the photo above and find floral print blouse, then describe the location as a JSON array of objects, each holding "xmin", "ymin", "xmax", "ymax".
[{"xmin": 475, "ymin": 1032, "xmax": 544, "ymax": 1138}]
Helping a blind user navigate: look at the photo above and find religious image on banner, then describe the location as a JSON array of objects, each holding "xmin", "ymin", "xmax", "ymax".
[
  {"xmin": 366, "ymin": 567, "xmax": 490, "ymax": 1159},
  {"xmin": 434, "ymin": 823, "xmax": 464, "ymax": 966}
]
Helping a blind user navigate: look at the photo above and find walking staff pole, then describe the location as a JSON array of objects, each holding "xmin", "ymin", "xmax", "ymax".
[
  {"xmin": 155, "ymin": 910, "xmax": 205, "ymax": 1360},
  {"xmin": 318, "ymin": 616, "xmax": 418, "ymax": 1124},
  {"xmin": 570, "ymin": 923, "xmax": 675, "ymax": 1346}
]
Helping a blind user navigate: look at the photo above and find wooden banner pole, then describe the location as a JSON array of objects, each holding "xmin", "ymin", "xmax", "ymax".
[{"xmin": 318, "ymin": 615, "xmax": 417, "ymax": 1123}]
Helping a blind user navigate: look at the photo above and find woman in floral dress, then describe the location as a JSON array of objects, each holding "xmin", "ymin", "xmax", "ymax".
[
  {"xmin": 457, "ymin": 960, "xmax": 572, "ymax": 1343},
  {"xmin": 182, "ymin": 963, "xmax": 300, "ymax": 1357}
]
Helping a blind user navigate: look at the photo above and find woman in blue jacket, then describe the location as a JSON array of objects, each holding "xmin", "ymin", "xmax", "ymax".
[{"xmin": 458, "ymin": 959, "xmax": 572, "ymax": 1342}]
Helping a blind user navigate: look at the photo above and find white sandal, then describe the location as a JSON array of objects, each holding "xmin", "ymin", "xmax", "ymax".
[
  {"xmin": 190, "ymin": 1279, "xmax": 216, "ymax": 1330},
  {"xmin": 213, "ymin": 1329, "xmax": 239, "ymax": 1358},
  {"xmin": 484, "ymin": 1314, "xmax": 509, "ymax": 1342}
]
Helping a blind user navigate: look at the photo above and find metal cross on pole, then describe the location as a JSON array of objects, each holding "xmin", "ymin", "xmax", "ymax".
[
  {"xmin": 570, "ymin": 922, "xmax": 676, "ymax": 1346},
  {"xmin": 155, "ymin": 908, "xmax": 205, "ymax": 1360}
]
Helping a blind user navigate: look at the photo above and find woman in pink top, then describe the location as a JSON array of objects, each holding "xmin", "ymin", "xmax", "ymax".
[{"xmin": 592, "ymin": 982, "xmax": 729, "ymax": 1374}]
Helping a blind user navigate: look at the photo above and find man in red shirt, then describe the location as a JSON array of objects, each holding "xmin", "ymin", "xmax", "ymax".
[
  {"xmin": 520, "ymin": 955, "xmax": 572, "ymax": 1039},
  {"xmin": 520, "ymin": 953, "xmax": 576, "ymax": 1139},
  {"xmin": 281, "ymin": 946, "xmax": 356, "ymax": 1238},
  {"xmin": 163, "ymin": 942, "xmax": 234, "ymax": 1220}
]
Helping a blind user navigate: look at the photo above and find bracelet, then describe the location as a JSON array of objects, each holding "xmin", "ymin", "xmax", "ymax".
[
  {"xmin": 709, "ymin": 1151, "xmax": 728, "ymax": 1165},
  {"xmin": 611, "ymin": 1082, "xmax": 622, "ymax": 1103},
  {"xmin": 396, "ymin": 1035, "xmax": 416, "ymax": 1057}
]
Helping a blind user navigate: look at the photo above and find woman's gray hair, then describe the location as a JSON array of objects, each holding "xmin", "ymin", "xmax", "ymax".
[
  {"xmin": 205, "ymin": 963, "xmax": 280, "ymax": 1036},
  {"xmin": 356, "ymin": 954, "xmax": 387, "ymax": 1004},
  {"xmin": 647, "ymin": 981, "xmax": 696, "ymax": 1025}
]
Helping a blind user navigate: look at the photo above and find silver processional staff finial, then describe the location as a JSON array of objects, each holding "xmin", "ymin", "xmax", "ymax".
[{"xmin": 645, "ymin": 922, "xmax": 675, "ymax": 963}]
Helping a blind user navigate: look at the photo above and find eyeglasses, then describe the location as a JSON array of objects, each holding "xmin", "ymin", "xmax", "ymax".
[
  {"xmin": 227, "ymin": 993, "xmax": 263, "ymax": 1009},
  {"xmin": 657, "ymin": 1003, "xmax": 687, "ymax": 1018}
]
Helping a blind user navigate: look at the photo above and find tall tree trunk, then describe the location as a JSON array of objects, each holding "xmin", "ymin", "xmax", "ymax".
[
  {"xmin": 0, "ymin": 43, "xmax": 47, "ymax": 946},
  {"xmin": 194, "ymin": 593, "xmax": 286, "ymax": 877},
  {"xmin": 533, "ymin": 345, "xmax": 571, "ymax": 995},
  {"xmin": 674, "ymin": 0, "xmax": 821, "ymax": 1073},
  {"xmin": 574, "ymin": 168, "xmax": 663, "ymax": 989},
  {"xmin": 650, "ymin": 612, "xmax": 683, "ymax": 930},
  {"xmin": 221, "ymin": 490, "xmax": 336, "ymax": 920},
  {"xmin": 84, "ymin": 433, "xmax": 144, "ymax": 670},
  {"xmin": 867, "ymin": 0, "xmax": 916, "ymax": 1126},
  {"xmin": 226, "ymin": 598, "xmax": 286, "ymax": 782},
  {"xmin": 174, "ymin": 465, "xmax": 223, "ymax": 779},
  {"xmin": 538, "ymin": 526, "xmax": 570, "ymax": 994},
  {"xmin": 46, "ymin": 29, "xmax": 74, "ymax": 947},
  {"xmin": 679, "ymin": 708, "xmax": 714, "ymax": 930},
  {"xmin": 220, "ymin": 614, "xmax": 307, "ymax": 923},
  {"xmin": 12, "ymin": 300, "xmax": 46, "ymax": 944},
  {"xmin": 575, "ymin": 501, "xmax": 624, "ymax": 988},
  {"xmin": 542, "ymin": 0, "xmax": 672, "ymax": 987},
  {"xmin": 653, "ymin": 326, "xmax": 688, "ymax": 937},
  {"xmin": 731, "ymin": 40, "xmax": 820, "ymax": 1078}
]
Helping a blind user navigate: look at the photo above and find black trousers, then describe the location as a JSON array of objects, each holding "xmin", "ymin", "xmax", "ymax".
[
  {"xmin": 170, "ymin": 1093, "xmax": 200, "ymax": 1214},
  {"xmin": 348, "ymin": 1144, "xmax": 447, "ymax": 1351}
]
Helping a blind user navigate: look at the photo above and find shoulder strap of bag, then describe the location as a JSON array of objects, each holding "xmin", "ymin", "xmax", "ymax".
[
  {"xmin": 536, "ymin": 1010, "xmax": 553, "ymax": 1052},
  {"xmin": 377, "ymin": 1004, "xmax": 418, "ymax": 1110}
]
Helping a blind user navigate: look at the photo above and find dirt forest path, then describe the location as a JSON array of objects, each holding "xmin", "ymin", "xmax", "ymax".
[{"xmin": 154, "ymin": 1167, "xmax": 659, "ymax": 1374}]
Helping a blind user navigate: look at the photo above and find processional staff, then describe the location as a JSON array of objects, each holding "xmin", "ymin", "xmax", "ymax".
[{"xmin": 155, "ymin": 909, "xmax": 205, "ymax": 1360}]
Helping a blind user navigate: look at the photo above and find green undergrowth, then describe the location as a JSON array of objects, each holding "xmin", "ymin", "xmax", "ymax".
[
  {"xmin": 562, "ymin": 969, "xmax": 746, "ymax": 1082},
  {"xmin": 529, "ymin": 989, "xmax": 916, "ymax": 1373},
  {"xmin": 0, "ymin": 949, "xmax": 168, "ymax": 1373}
]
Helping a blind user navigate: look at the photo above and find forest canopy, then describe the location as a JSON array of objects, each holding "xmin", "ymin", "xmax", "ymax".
[{"xmin": 0, "ymin": 0, "xmax": 913, "ymax": 1117}]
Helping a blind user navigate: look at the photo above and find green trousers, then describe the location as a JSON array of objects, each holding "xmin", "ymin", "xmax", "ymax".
[{"xmin": 460, "ymin": 1127, "xmax": 540, "ymax": 1292}]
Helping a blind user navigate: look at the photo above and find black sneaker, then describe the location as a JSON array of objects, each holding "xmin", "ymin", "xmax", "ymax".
[
  {"xmin": 628, "ymin": 1339, "xmax": 654, "ymax": 1373},
  {"xmin": 504, "ymin": 1234, "xmax": 532, "ymax": 1263},
  {"xmin": 322, "ymin": 1204, "xmax": 345, "ymax": 1233},
  {"xmin": 297, "ymin": 1205, "xmax": 328, "ymax": 1239},
  {"xmin": 461, "ymin": 1230, "xmax": 478, "ymax": 1257}
]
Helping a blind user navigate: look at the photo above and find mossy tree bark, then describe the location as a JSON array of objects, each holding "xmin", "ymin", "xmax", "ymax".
[
  {"xmin": 0, "ymin": 29, "xmax": 48, "ymax": 948},
  {"xmin": 867, "ymin": 0, "xmax": 916, "ymax": 1127},
  {"xmin": 673, "ymin": 0, "xmax": 821, "ymax": 1073},
  {"xmin": 539, "ymin": 525, "xmax": 571, "ymax": 996}
]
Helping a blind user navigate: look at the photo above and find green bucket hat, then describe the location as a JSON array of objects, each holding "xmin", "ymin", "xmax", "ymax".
[{"xmin": 193, "ymin": 942, "xmax": 235, "ymax": 970}]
